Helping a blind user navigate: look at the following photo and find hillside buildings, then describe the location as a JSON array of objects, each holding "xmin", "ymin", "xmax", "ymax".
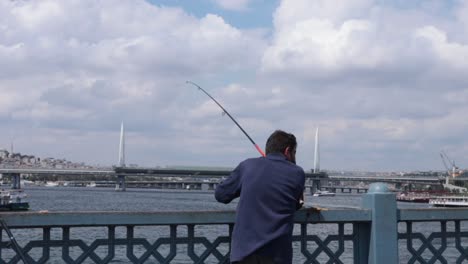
[{"xmin": 0, "ymin": 149, "xmax": 95, "ymax": 169}]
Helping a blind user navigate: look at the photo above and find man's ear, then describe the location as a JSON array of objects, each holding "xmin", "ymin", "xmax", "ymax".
[{"xmin": 284, "ymin": 147, "xmax": 291, "ymax": 157}]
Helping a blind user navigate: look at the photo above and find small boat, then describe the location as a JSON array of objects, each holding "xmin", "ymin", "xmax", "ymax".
[
  {"xmin": 45, "ymin": 181, "xmax": 59, "ymax": 187},
  {"xmin": 429, "ymin": 196, "xmax": 468, "ymax": 207},
  {"xmin": 313, "ymin": 190, "xmax": 335, "ymax": 197},
  {"xmin": 86, "ymin": 182, "xmax": 97, "ymax": 188},
  {"xmin": 0, "ymin": 190, "xmax": 29, "ymax": 211}
]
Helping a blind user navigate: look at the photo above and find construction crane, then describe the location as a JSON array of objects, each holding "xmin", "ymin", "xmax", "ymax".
[
  {"xmin": 440, "ymin": 152, "xmax": 451, "ymax": 174},
  {"xmin": 440, "ymin": 150, "xmax": 459, "ymax": 178}
]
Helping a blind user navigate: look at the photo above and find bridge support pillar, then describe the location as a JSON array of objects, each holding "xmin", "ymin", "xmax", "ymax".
[
  {"xmin": 309, "ymin": 179, "xmax": 321, "ymax": 194},
  {"xmin": 115, "ymin": 175, "xmax": 126, "ymax": 191},
  {"xmin": 9, "ymin": 173, "xmax": 21, "ymax": 189},
  {"xmin": 362, "ymin": 183, "xmax": 398, "ymax": 264}
]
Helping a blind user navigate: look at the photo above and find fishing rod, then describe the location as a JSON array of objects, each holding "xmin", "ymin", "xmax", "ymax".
[
  {"xmin": 186, "ymin": 81, "xmax": 266, "ymax": 157},
  {"xmin": 0, "ymin": 219, "xmax": 30, "ymax": 263}
]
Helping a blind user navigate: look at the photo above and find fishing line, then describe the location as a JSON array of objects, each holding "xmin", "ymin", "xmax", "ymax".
[{"xmin": 186, "ymin": 81, "xmax": 266, "ymax": 157}]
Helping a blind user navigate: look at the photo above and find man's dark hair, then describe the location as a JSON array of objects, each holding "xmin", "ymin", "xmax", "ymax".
[{"xmin": 265, "ymin": 130, "xmax": 297, "ymax": 155}]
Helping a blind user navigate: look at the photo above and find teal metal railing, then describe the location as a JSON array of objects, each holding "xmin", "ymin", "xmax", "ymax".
[{"xmin": 1, "ymin": 183, "xmax": 468, "ymax": 263}]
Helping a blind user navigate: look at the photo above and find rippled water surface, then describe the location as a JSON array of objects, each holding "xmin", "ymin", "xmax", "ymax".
[{"xmin": 25, "ymin": 186, "xmax": 430, "ymax": 212}]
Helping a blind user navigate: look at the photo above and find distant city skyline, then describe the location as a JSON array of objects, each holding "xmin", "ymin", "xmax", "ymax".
[{"xmin": 1, "ymin": 0, "xmax": 468, "ymax": 171}]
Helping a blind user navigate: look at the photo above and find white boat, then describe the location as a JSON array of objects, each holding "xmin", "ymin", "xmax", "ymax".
[
  {"xmin": 21, "ymin": 180, "xmax": 35, "ymax": 186},
  {"xmin": 313, "ymin": 190, "xmax": 336, "ymax": 197},
  {"xmin": 429, "ymin": 196, "xmax": 468, "ymax": 207},
  {"xmin": 44, "ymin": 181, "xmax": 59, "ymax": 187}
]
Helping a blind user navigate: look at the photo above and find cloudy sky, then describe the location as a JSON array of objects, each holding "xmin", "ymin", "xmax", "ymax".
[{"xmin": 1, "ymin": 0, "xmax": 468, "ymax": 171}]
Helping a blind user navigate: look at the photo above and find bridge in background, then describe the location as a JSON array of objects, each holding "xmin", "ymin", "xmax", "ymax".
[
  {"xmin": 0, "ymin": 168, "xmax": 114, "ymax": 189},
  {"xmin": 0, "ymin": 168, "xmax": 114, "ymax": 175},
  {"xmin": 0, "ymin": 166, "xmax": 450, "ymax": 193},
  {"xmin": 306, "ymin": 174, "xmax": 447, "ymax": 193}
]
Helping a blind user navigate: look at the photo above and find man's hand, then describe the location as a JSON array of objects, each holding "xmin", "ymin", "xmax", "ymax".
[
  {"xmin": 307, "ymin": 206, "xmax": 328, "ymax": 211},
  {"xmin": 296, "ymin": 193, "xmax": 305, "ymax": 210}
]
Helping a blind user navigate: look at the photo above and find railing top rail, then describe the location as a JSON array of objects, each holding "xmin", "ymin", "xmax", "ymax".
[
  {"xmin": 0, "ymin": 208, "xmax": 370, "ymax": 228},
  {"xmin": 295, "ymin": 207, "xmax": 371, "ymax": 223},
  {"xmin": 398, "ymin": 208, "xmax": 468, "ymax": 221},
  {"xmin": 5, "ymin": 207, "xmax": 468, "ymax": 228}
]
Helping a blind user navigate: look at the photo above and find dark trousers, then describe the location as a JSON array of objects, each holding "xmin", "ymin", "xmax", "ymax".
[{"xmin": 233, "ymin": 254, "xmax": 275, "ymax": 264}]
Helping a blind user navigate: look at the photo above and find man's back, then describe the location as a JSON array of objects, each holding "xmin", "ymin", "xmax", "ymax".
[{"xmin": 215, "ymin": 153, "xmax": 305, "ymax": 263}]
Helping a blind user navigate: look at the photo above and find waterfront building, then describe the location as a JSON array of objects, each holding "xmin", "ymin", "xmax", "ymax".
[{"xmin": 0, "ymin": 149, "xmax": 8, "ymax": 159}]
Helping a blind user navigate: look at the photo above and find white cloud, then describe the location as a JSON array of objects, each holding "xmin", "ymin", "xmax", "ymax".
[
  {"xmin": 1, "ymin": 0, "xmax": 468, "ymax": 171},
  {"xmin": 262, "ymin": 0, "xmax": 468, "ymax": 80},
  {"xmin": 262, "ymin": 18, "xmax": 380, "ymax": 72},
  {"xmin": 457, "ymin": 0, "xmax": 468, "ymax": 30},
  {"xmin": 0, "ymin": 0, "xmax": 267, "ymax": 166},
  {"xmin": 416, "ymin": 26, "xmax": 468, "ymax": 68},
  {"xmin": 257, "ymin": 0, "xmax": 468, "ymax": 170}
]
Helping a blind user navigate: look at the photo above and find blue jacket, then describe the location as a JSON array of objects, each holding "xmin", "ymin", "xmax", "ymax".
[{"xmin": 215, "ymin": 153, "xmax": 305, "ymax": 263}]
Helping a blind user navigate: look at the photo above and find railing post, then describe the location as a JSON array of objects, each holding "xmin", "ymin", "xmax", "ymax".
[
  {"xmin": 115, "ymin": 174, "xmax": 126, "ymax": 191},
  {"xmin": 362, "ymin": 183, "xmax": 398, "ymax": 264}
]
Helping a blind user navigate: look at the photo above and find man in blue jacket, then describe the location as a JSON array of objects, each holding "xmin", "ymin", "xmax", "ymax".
[{"xmin": 215, "ymin": 130, "xmax": 306, "ymax": 264}]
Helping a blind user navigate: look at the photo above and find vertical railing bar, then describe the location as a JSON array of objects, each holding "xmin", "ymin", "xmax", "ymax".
[
  {"xmin": 353, "ymin": 222, "xmax": 370, "ymax": 264},
  {"xmin": 126, "ymin": 225, "xmax": 135, "ymax": 263},
  {"xmin": 352, "ymin": 223, "xmax": 357, "ymax": 263},
  {"xmin": 167, "ymin": 225, "xmax": 177, "ymax": 264},
  {"xmin": 0, "ymin": 226, "xmax": 3, "ymax": 262},
  {"xmin": 187, "ymin": 225, "xmax": 197, "ymax": 262},
  {"xmin": 300, "ymin": 223, "xmax": 312, "ymax": 263},
  {"xmin": 226, "ymin": 224, "xmax": 233, "ymax": 264},
  {"xmin": 40, "ymin": 227, "xmax": 51, "ymax": 264},
  {"xmin": 455, "ymin": 220, "xmax": 468, "ymax": 264},
  {"xmin": 406, "ymin": 221, "xmax": 418, "ymax": 264},
  {"xmin": 228, "ymin": 223, "xmax": 233, "ymax": 255},
  {"xmin": 62, "ymin": 227, "xmax": 72, "ymax": 264},
  {"xmin": 338, "ymin": 223, "xmax": 345, "ymax": 259},
  {"xmin": 438, "ymin": 221, "xmax": 448, "ymax": 264},
  {"xmin": 104, "ymin": 225, "xmax": 116, "ymax": 264}
]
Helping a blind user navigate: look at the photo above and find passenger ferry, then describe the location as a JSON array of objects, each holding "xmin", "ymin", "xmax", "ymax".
[
  {"xmin": 0, "ymin": 190, "xmax": 29, "ymax": 211},
  {"xmin": 429, "ymin": 196, "xmax": 468, "ymax": 207},
  {"xmin": 396, "ymin": 192, "xmax": 431, "ymax": 203}
]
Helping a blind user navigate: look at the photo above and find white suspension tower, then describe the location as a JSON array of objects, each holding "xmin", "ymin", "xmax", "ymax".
[
  {"xmin": 313, "ymin": 128, "xmax": 320, "ymax": 173},
  {"xmin": 118, "ymin": 121, "xmax": 126, "ymax": 167}
]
